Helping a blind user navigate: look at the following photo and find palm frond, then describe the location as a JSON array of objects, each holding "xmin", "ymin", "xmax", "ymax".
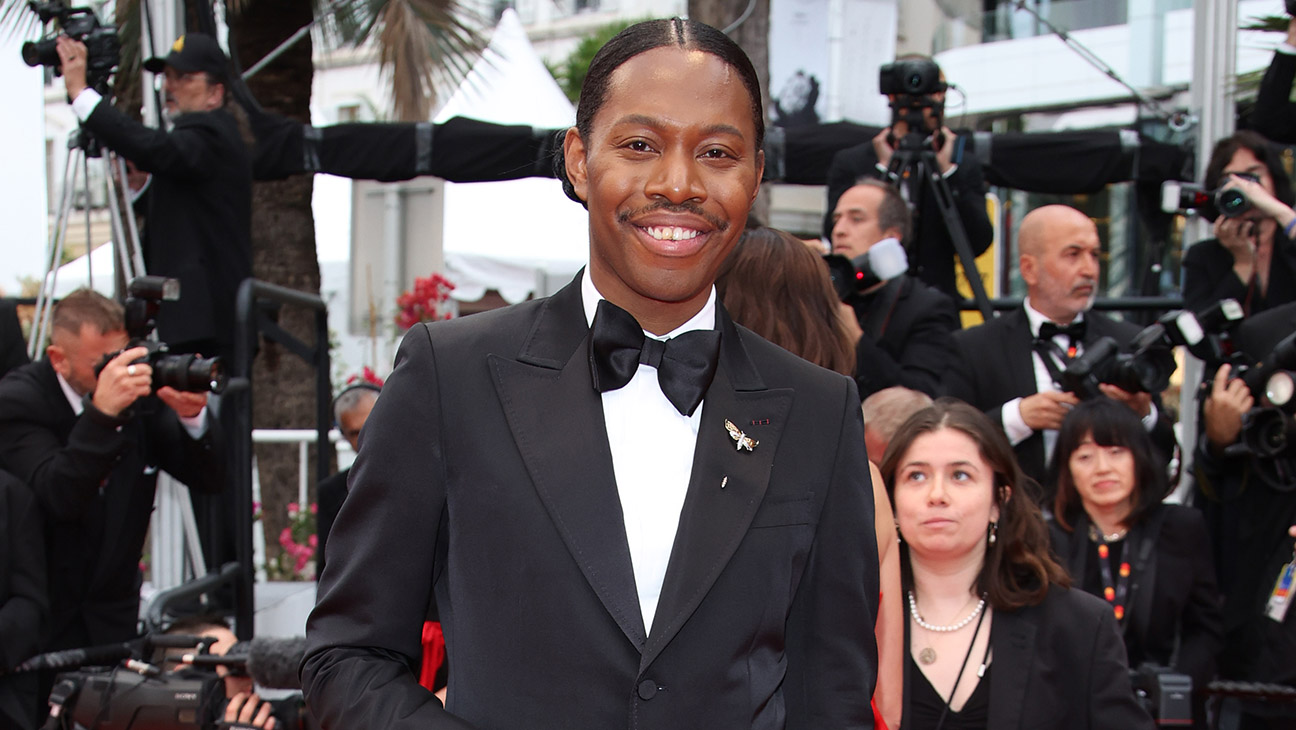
[{"xmin": 327, "ymin": 0, "xmax": 485, "ymax": 121}]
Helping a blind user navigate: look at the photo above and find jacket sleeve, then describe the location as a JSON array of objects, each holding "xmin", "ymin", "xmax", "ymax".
[
  {"xmin": 1252, "ymin": 51, "xmax": 1296, "ymax": 145},
  {"xmin": 84, "ymin": 102, "xmax": 227, "ymax": 181},
  {"xmin": 0, "ymin": 473, "xmax": 46, "ymax": 669},
  {"xmin": 148, "ymin": 406, "xmax": 224, "ymax": 495},
  {"xmin": 1182, "ymin": 239, "xmax": 1249, "ymax": 314},
  {"xmin": 1085, "ymin": 597, "xmax": 1157, "ymax": 729},
  {"xmin": 853, "ymin": 289, "xmax": 959, "ymax": 399},
  {"xmin": 301, "ymin": 325, "xmax": 476, "ymax": 729},
  {"xmin": 783, "ymin": 376, "xmax": 879, "ymax": 729},
  {"xmin": 0, "ymin": 386, "xmax": 130, "ymax": 522}
]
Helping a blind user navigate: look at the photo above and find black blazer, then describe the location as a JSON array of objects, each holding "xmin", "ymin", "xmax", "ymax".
[
  {"xmin": 0, "ymin": 469, "xmax": 45, "ymax": 729},
  {"xmin": 903, "ymin": 585, "xmax": 1154, "ymax": 730},
  {"xmin": 824, "ymin": 134, "xmax": 993, "ymax": 296},
  {"xmin": 302, "ymin": 276, "xmax": 881, "ymax": 729},
  {"xmin": 1050, "ymin": 505, "xmax": 1223, "ymax": 691},
  {"xmin": 0, "ymin": 360, "xmax": 223, "ymax": 649},
  {"xmin": 941, "ymin": 307, "xmax": 1178, "ymax": 494},
  {"xmin": 850, "ymin": 274, "xmax": 960, "ymax": 400},
  {"xmin": 82, "ymin": 102, "xmax": 252, "ymax": 357},
  {"xmin": 1250, "ymin": 50, "xmax": 1296, "ymax": 144},
  {"xmin": 0, "ymin": 300, "xmax": 29, "ymax": 380},
  {"xmin": 1181, "ymin": 236, "xmax": 1296, "ymax": 316}
]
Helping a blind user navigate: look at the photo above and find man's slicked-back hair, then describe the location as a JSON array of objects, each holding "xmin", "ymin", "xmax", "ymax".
[
  {"xmin": 556, "ymin": 17, "xmax": 765, "ymax": 205},
  {"xmin": 51, "ymin": 288, "xmax": 124, "ymax": 340}
]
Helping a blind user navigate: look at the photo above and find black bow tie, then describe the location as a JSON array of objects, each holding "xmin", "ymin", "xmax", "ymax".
[
  {"xmin": 1038, "ymin": 320, "xmax": 1086, "ymax": 345},
  {"xmin": 589, "ymin": 299, "xmax": 721, "ymax": 417}
]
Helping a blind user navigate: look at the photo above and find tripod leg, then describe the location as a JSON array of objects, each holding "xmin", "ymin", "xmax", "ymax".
[
  {"xmin": 100, "ymin": 154, "xmax": 145, "ymax": 285},
  {"xmin": 925, "ymin": 169, "xmax": 995, "ymax": 320},
  {"xmin": 31, "ymin": 146, "xmax": 84, "ymax": 359}
]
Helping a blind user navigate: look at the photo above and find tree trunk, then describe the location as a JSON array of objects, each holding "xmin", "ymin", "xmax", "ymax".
[
  {"xmin": 689, "ymin": 0, "xmax": 772, "ymax": 223},
  {"xmin": 229, "ymin": 0, "xmax": 324, "ymax": 576}
]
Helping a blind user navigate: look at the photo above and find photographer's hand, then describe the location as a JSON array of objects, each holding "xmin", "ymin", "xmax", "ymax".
[
  {"xmin": 1203, "ymin": 364, "xmax": 1254, "ymax": 451},
  {"xmin": 1018, "ymin": 390, "xmax": 1080, "ymax": 432},
  {"xmin": 1214, "ymin": 216, "xmax": 1257, "ymax": 282},
  {"xmin": 1098, "ymin": 383, "xmax": 1153, "ymax": 418},
  {"xmin": 872, "ymin": 127, "xmax": 896, "ymax": 170},
  {"xmin": 54, "ymin": 36, "xmax": 89, "ymax": 101},
  {"xmin": 91, "ymin": 346, "xmax": 152, "ymax": 418},
  {"xmin": 224, "ymin": 692, "xmax": 277, "ymax": 730},
  {"xmin": 157, "ymin": 387, "xmax": 207, "ymax": 419},
  {"xmin": 933, "ymin": 126, "xmax": 956, "ymax": 174},
  {"xmin": 1221, "ymin": 174, "xmax": 1296, "ymax": 237}
]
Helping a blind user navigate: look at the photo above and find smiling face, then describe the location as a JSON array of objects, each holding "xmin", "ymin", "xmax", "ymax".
[
  {"xmin": 564, "ymin": 46, "xmax": 764, "ymax": 334},
  {"xmin": 1066, "ymin": 433, "xmax": 1136, "ymax": 523},
  {"xmin": 892, "ymin": 426, "xmax": 1001, "ymax": 564}
]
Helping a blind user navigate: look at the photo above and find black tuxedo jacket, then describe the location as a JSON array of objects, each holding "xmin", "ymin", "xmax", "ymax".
[
  {"xmin": 823, "ymin": 134, "xmax": 993, "ymax": 296},
  {"xmin": 302, "ymin": 277, "xmax": 880, "ymax": 730},
  {"xmin": 0, "ymin": 360, "xmax": 223, "ymax": 649},
  {"xmin": 849, "ymin": 274, "xmax": 960, "ymax": 400},
  {"xmin": 1050, "ymin": 505, "xmax": 1223, "ymax": 690},
  {"xmin": 942, "ymin": 307, "xmax": 1177, "ymax": 494},
  {"xmin": 904, "ymin": 585, "xmax": 1153, "ymax": 729},
  {"xmin": 1251, "ymin": 50, "xmax": 1296, "ymax": 144},
  {"xmin": 0, "ymin": 299, "xmax": 29, "ymax": 379},
  {"xmin": 0, "ymin": 469, "xmax": 45, "ymax": 729},
  {"xmin": 83, "ymin": 102, "xmax": 252, "ymax": 357}
]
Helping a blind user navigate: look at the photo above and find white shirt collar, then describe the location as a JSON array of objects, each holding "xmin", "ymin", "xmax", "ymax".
[
  {"xmin": 55, "ymin": 370, "xmax": 86, "ymax": 416},
  {"xmin": 580, "ymin": 268, "xmax": 717, "ymax": 339},
  {"xmin": 1023, "ymin": 296, "xmax": 1084, "ymax": 339}
]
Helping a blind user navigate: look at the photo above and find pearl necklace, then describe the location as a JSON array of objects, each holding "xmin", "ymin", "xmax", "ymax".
[
  {"xmin": 1087, "ymin": 524, "xmax": 1128, "ymax": 543},
  {"xmin": 908, "ymin": 591, "xmax": 987, "ymax": 633}
]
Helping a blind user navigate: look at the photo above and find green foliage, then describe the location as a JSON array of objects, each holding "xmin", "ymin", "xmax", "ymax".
[{"xmin": 552, "ymin": 17, "xmax": 649, "ymax": 104}]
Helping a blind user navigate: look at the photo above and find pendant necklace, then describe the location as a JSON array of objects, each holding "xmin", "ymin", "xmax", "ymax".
[{"xmin": 909, "ymin": 591, "xmax": 987, "ymax": 665}]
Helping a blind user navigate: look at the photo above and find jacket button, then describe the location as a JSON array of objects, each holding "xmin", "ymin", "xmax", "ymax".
[{"xmin": 637, "ymin": 679, "xmax": 659, "ymax": 700}]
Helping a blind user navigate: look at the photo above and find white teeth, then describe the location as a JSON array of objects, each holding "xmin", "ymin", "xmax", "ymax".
[{"xmin": 645, "ymin": 226, "xmax": 701, "ymax": 241}]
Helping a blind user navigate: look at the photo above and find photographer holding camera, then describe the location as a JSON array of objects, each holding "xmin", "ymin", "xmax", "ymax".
[
  {"xmin": 1181, "ymin": 131, "xmax": 1296, "ymax": 317},
  {"xmin": 0, "ymin": 289, "xmax": 222, "ymax": 708},
  {"xmin": 55, "ymin": 31, "xmax": 251, "ymax": 366},
  {"xmin": 824, "ymin": 56, "xmax": 993, "ymax": 299},
  {"xmin": 829, "ymin": 178, "xmax": 960, "ymax": 400},
  {"xmin": 942, "ymin": 205, "xmax": 1177, "ymax": 495},
  {"xmin": 1195, "ymin": 303, "xmax": 1296, "ymax": 726}
]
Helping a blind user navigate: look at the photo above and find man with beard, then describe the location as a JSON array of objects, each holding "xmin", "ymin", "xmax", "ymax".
[
  {"xmin": 942, "ymin": 205, "xmax": 1176, "ymax": 496},
  {"xmin": 56, "ymin": 32, "xmax": 251, "ymax": 366}
]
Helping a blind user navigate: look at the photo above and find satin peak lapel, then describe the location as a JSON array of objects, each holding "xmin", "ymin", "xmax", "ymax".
[
  {"xmin": 642, "ymin": 322, "xmax": 793, "ymax": 670},
  {"xmin": 490, "ymin": 287, "xmax": 647, "ymax": 649}
]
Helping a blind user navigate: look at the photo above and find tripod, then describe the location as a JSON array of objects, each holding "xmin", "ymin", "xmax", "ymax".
[
  {"xmin": 885, "ymin": 132, "xmax": 995, "ymax": 321},
  {"xmin": 29, "ymin": 126, "xmax": 146, "ymax": 357}
]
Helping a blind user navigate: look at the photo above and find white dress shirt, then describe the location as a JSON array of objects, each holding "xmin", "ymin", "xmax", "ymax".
[
  {"xmin": 1001, "ymin": 299, "xmax": 1156, "ymax": 461},
  {"xmin": 581, "ymin": 270, "xmax": 711, "ymax": 635}
]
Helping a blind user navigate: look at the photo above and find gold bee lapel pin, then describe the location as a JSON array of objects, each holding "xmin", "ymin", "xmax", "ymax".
[{"xmin": 725, "ymin": 420, "xmax": 758, "ymax": 452}]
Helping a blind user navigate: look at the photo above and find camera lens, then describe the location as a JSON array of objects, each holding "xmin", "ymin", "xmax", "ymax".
[
  {"xmin": 153, "ymin": 354, "xmax": 227, "ymax": 394},
  {"xmin": 1216, "ymin": 188, "xmax": 1251, "ymax": 218},
  {"xmin": 21, "ymin": 39, "xmax": 58, "ymax": 68}
]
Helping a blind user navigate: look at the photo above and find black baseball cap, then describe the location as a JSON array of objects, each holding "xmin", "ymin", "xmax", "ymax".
[{"xmin": 143, "ymin": 33, "xmax": 229, "ymax": 81}]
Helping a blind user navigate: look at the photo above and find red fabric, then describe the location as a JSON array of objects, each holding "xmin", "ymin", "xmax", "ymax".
[
  {"xmin": 418, "ymin": 620, "xmax": 445, "ymax": 691},
  {"xmin": 872, "ymin": 699, "xmax": 887, "ymax": 730}
]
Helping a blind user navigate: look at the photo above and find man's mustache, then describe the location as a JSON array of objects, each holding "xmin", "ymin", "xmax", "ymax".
[{"xmin": 617, "ymin": 201, "xmax": 729, "ymax": 232}]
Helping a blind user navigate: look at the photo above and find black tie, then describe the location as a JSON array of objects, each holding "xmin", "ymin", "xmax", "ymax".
[
  {"xmin": 1038, "ymin": 320, "xmax": 1086, "ymax": 350},
  {"xmin": 589, "ymin": 299, "xmax": 721, "ymax": 417}
]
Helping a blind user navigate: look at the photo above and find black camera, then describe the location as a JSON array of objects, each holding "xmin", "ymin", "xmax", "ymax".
[
  {"xmin": 1130, "ymin": 663, "xmax": 1193, "ymax": 727},
  {"xmin": 879, "ymin": 59, "xmax": 946, "ymax": 96},
  {"xmin": 1060, "ymin": 325, "xmax": 1178, "ymax": 401},
  {"xmin": 21, "ymin": 1, "xmax": 121, "ymax": 89},
  {"xmin": 1160, "ymin": 180, "xmax": 1251, "ymax": 220},
  {"xmin": 823, "ymin": 242, "xmax": 908, "ymax": 301},
  {"xmin": 94, "ymin": 276, "xmax": 227, "ymax": 394},
  {"xmin": 46, "ymin": 666, "xmax": 226, "ymax": 730}
]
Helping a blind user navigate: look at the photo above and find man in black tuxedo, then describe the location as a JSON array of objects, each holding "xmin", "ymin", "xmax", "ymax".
[
  {"xmin": 942, "ymin": 205, "xmax": 1176, "ymax": 494},
  {"xmin": 303, "ymin": 18, "xmax": 879, "ymax": 730},
  {"xmin": 0, "ymin": 289, "xmax": 222, "ymax": 653},
  {"xmin": 0, "ymin": 299, "xmax": 29, "ymax": 379},
  {"xmin": 56, "ymin": 32, "xmax": 251, "ymax": 365},
  {"xmin": 830, "ymin": 178, "xmax": 960, "ymax": 400}
]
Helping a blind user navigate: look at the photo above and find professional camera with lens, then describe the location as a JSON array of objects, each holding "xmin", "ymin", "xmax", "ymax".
[
  {"xmin": 1160, "ymin": 180, "xmax": 1251, "ymax": 220},
  {"xmin": 1130, "ymin": 663, "xmax": 1193, "ymax": 727},
  {"xmin": 879, "ymin": 59, "xmax": 945, "ymax": 97},
  {"xmin": 45, "ymin": 665, "xmax": 226, "ymax": 730},
  {"xmin": 20, "ymin": 0, "xmax": 121, "ymax": 89},
  {"xmin": 878, "ymin": 59, "xmax": 947, "ymax": 152},
  {"xmin": 823, "ymin": 238, "xmax": 910, "ymax": 301},
  {"xmin": 1060, "ymin": 318, "xmax": 1182, "ymax": 401},
  {"xmin": 94, "ymin": 276, "xmax": 227, "ymax": 394},
  {"xmin": 1228, "ymin": 331, "xmax": 1296, "ymax": 460}
]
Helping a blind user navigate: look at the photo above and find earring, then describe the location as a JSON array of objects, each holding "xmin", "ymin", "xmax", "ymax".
[
  {"xmin": 895, "ymin": 519, "xmax": 903, "ymax": 544},
  {"xmin": 988, "ymin": 520, "xmax": 998, "ymax": 546}
]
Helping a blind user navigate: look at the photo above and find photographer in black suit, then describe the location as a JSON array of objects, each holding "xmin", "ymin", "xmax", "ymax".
[
  {"xmin": 0, "ymin": 289, "xmax": 222, "ymax": 655},
  {"xmin": 1250, "ymin": 14, "xmax": 1296, "ymax": 145},
  {"xmin": 942, "ymin": 205, "xmax": 1176, "ymax": 495},
  {"xmin": 829, "ymin": 179, "xmax": 960, "ymax": 400},
  {"xmin": 55, "ymin": 32, "xmax": 251, "ymax": 365}
]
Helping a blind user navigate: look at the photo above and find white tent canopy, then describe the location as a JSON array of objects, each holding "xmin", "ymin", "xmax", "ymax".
[
  {"xmin": 45, "ymin": 241, "xmax": 117, "ymax": 298},
  {"xmin": 433, "ymin": 9, "xmax": 588, "ymax": 304}
]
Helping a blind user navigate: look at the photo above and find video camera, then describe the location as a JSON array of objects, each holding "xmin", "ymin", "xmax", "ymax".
[
  {"xmin": 823, "ymin": 237, "xmax": 909, "ymax": 301},
  {"xmin": 1160, "ymin": 180, "xmax": 1250, "ymax": 221},
  {"xmin": 878, "ymin": 58, "xmax": 947, "ymax": 152},
  {"xmin": 94, "ymin": 276, "xmax": 227, "ymax": 394},
  {"xmin": 21, "ymin": 1, "xmax": 120, "ymax": 90},
  {"xmin": 1225, "ymin": 331, "xmax": 1296, "ymax": 460}
]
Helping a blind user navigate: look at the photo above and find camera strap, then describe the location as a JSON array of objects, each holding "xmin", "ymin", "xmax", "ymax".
[
  {"xmin": 1031, "ymin": 337, "xmax": 1074, "ymax": 388},
  {"xmin": 863, "ymin": 277, "xmax": 905, "ymax": 341}
]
